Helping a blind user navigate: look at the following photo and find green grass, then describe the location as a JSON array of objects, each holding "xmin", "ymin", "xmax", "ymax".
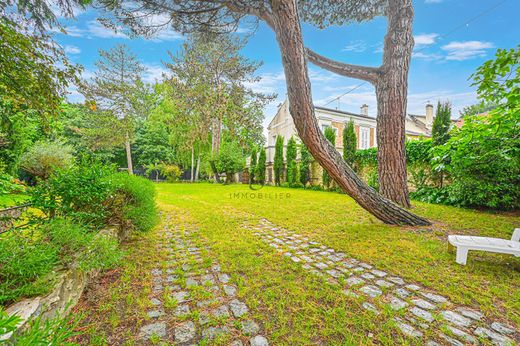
[
  {"xmin": 0, "ymin": 193, "xmax": 29, "ymax": 208},
  {"xmin": 156, "ymin": 183, "xmax": 519, "ymax": 333},
  {"xmin": 73, "ymin": 182, "xmax": 519, "ymax": 345}
]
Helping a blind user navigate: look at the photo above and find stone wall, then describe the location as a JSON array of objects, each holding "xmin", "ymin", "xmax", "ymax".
[{"xmin": 0, "ymin": 227, "xmax": 124, "ymax": 341}]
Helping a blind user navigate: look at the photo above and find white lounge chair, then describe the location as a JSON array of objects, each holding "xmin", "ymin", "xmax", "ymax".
[{"xmin": 448, "ymin": 228, "xmax": 520, "ymax": 265}]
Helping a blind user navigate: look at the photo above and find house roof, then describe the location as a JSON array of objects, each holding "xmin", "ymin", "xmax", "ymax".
[{"xmin": 314, "ymin": 106, "xmax": 377, "ymax": 121}]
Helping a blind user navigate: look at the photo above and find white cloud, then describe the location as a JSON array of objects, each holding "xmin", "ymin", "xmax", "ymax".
[
  {"xmin": 245, "ymin": 71, "xmax": 286, "ymax": 95},
  {"xmin": 412, "ymin": 51, "xmax": 443, "ymax": 61},
  {"xmin": 64, "ymin": 45, "xmax": 81, "ymax": 54},
  {"xmin": 441, "ymin": 41, "xmax": 494, "ymax": 61},
  {"xmin": 342, "ymin": 40, "xmax": 367, "ymax": 53},
  {"xmin": 414, "ymin": 33, "xmax": 439, "ymax": 47},
  {"xmin": 143, "ymin": 64, "xmax": 169, "ymax": 83},
  {"xmin": 86, "ymin": 20, "xmax": 127, "ymax": 39}
]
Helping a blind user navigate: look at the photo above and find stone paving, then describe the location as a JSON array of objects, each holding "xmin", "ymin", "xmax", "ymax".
[
  {"xmin": 245, "ymin": 217, "xmax": 518, "ymax": 346},
  {"xmin": 139, "ymin": 216, "xmax": 268, "ymax": 345}
]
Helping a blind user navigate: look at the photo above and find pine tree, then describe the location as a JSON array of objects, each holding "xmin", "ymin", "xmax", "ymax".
[
  {"xmin": 343, "ymin": 120, "xmax": 357, "ymax": 166},
  {"xmin": 432, "ymin": 101, "xmax": 452, "ymax": 146},
  {"xmin": 249, "ymin": 146, "xmax": 257, "ymax": 184},
  {"xmin": 286, "ymin": 136, "xmax": 297, "ymax": 185},
  {"xmin": 273, "ymin": 135, "xmax": 284, "ymax": 186},
  {"xmin": 256, "ymin": 148, "xmax": 266, "ymax": 185},
  {"xmin": 299, "ymin": 143, "xmax": 312, "ymax": 186},
  {"xmin": 322, "ymin": 127, "xmax": 336, "ymax": 188}
]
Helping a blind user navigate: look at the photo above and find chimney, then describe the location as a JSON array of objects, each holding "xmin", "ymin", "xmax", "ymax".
[
  {"xmin": 360, "ymin": 104, "xmax": 369, "ymax": 116},
  {"xmin": 425, "ymin": 102, "xmax": 434, "ymax": 126}
]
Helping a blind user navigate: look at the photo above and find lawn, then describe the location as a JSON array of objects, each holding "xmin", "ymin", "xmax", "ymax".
[
  {"xmin": 75, "ymin": 183, "xmax": 519, "ymax": 345},
  {"xmin": 0, "ymin": 194, "xmax": 29, "ymax": 208}
]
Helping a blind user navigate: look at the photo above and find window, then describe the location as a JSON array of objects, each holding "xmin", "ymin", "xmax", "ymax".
[{"xmin": 360, "ymin": 127, "xmax": 370, "ymax": 149}]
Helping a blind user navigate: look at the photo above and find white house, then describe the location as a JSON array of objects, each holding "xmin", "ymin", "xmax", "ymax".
[{"xmin": 263, "ymin": 100, "xmax": 435, "ymax": 184}]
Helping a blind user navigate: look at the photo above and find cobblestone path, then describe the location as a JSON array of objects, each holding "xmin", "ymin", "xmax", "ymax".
[
  {"xmin": 245, "ymin": 217, "xmax": 518, "ymax": 346},
  {"xmin": 138, "ymin": 215, "xmax": 269, "ymax": 345}
]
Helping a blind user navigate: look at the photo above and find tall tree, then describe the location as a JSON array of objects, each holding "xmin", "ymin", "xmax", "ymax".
[
  {"xmin": 322, "ymin": 127, "xmax": 336, "ymax": 189},
  {"xmin": 165, "ymin": 33, "xmax": 273, "ymax": 182},
  {"xmin": 299, "ymin": 143, "xmax": 312, "ymax": 186},
  {"xmin": 431, "ymin": 101, "xmax": 452, "ymax": 146},
  {"xmin": 95, "ymin": 0, "xmax": 429, "ymax": 225},
  {"xmin": 286, "ymin": 136, "xmax": 297, "ymax": 184},
  {"xmin": 249, "ymin": 146, "xmax": 257, "ymax": 184},
  {"xmin": 343, "ymin": 120, "xmax": 357, "ymax": 167},
  {"xmin": 82, "ymin": 44, "xmax": 147, "ymax": 174},
  {"xmin": 256, "ymin": 148, "xmax": 266, "ymax": 185},
  {"xmin": 304, "ymin": 0, "xmax": 415, "ymax": 207},
  {"xmin": 273, "ymin": 135, "xmax": 284, "ymax": 186}
]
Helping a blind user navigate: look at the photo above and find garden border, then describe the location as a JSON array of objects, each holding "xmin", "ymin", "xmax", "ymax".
[{"xmin": 0, "ymin": 226, "xmax": 128, "ymax": 342}]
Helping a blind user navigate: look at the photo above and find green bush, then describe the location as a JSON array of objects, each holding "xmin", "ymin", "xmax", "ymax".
[
  {"xmin": 19, "ymin": 141, "xmax": 74, "ymax": 180},
  {"xmin": 0, "ymin": 232, "xmax": 58, "ymax": 304},
  {"xmin": 32, "ymin": 163, "xmax": 114, "ymax": 229},
  {"xmin": 108, "ymin": 173, "xmax": 158, "ymax": 232},
  {"xmin": 0, "ymin": 218, "xmax": 124, "ymax": 305}
]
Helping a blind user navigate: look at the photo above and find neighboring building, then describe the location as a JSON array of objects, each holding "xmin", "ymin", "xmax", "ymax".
[{"xmin": 263, "ymin": 100, "xmax": 435, "ymax": 184}]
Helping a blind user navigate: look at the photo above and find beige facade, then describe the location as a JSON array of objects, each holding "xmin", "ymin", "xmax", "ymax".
[{"xmin": 265, "ymin": 100, "xmax": 434, "ymax": 165}]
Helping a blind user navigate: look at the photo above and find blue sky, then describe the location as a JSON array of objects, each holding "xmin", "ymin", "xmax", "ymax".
[{"xmin": 52, "ymin": 0, "xmax": 520, "ymax": 132}]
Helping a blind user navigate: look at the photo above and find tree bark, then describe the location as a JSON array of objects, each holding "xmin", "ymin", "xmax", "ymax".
[
  {"xmin": 210, "ymin": 117, "xmax": 222, "ymax": 182},
  {"xmin": 195, "ymin": 154, "xmax": 200, "ymax": 181},
  {"xmin": 124, "ymin": 132, "xmax": 133, "ymax": 175},
  {"xmin": 304, "ymin": 0, "xmax": 414, "ymax": 208},
  {"xmin": 269, "ymin": 0, "xmax": 429, "ymax": 225},
  {"xmin": 190, "ymin": 146, "xmax": 195, "ymax": 182},
  {"xmin": 376, "ymin": 0, "xmax": 414, "ymax": 208}
]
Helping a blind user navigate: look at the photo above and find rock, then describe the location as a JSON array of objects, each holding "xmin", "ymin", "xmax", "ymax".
[
  {"xmin": 346, "ymin": 277, "xmax": 364, "ymax": 286},
  {"xmin": 230, "ymin": 299, "xmax": 249, "ymax": 317},
  {"xmin": 211, "ymin": 264, "xmax": 221, "ymax": 272},
  {"xmin": 186, "ymin": 277, "xmax": 198, "ymax": 287},
  {"xmin": 242, "ymin": 320, "xmax": 260, "ymax": 335},
  {"xmin": 360, "ymin": 273, "xmax": 375, "ymax": 280},
  {"xmin": 405, "ymin": 284, "xmax": 421, "ymax": 291},
  {"xmin": 439, "ymin": 333, "xmax": 465, "ymax": 346},
  {"xmin": 441, "ymin": 311, "xmax": 472, "ymax": 328},
  {"xmin": 420, "ymin": 292, "xmax": 448, "ymax": 304},
  {"xmin": 341, "ymin": 289, "xmax": 359, "ymax": 298},
  {"xmin": 174, "ymin": 304, "xmax": 190, "ymax": 317},
  {"xmin": 151, "ymin": 269, "xmax": 162, "ymax": 276},
  {"xmin": 250, "ymin": 335, "xmax": 269, "ymax": 346},
  {"xmin": 456, "ymin": 307, "xmax": 483, "ymax": 321},
  {"xmin": 231, "ymin": 340, "xmax": 244, "ymax": 346},
  {"xmin": 201, "ymin": 274, "xmax": 215, "ymax": 285},
  {"xmin": 150, "ymin": 298, "xmax": 162, "ymax": 306},
  {"xmin": 218, "ymin": 273, "xmax": 231, "ymax": 283},
  {"xmin": 474, "ymin": 327, "xmax": 513, "ymax": 345},
  {"xmin": 139, "ymin": 322, "xmax": 166, "ymax": 339},
  {"xmin": 362, "ymin": 302, "xmax": 379, "ymax": 314},
  {"xmin": 174, "ymin": 321, "xmax": 196, "ymax": 343},
  {"xmin": 395, "ymin": 288, "xmax": 411, "ymax": 298},
  {"xmin": 410, "ymin": 307, "xmax": 434, "ymax": 322},
  {"xmin": 326, "ymin": 269, "xmax": 341, "ymax": 278},
  {"xmin": 173, "ymin": 291, "xmax": 189, "ymax": 303},
  {"xmin": 212, "ymin": 305, "xmax": 230, "ymax": 318},
  {"xmin": 387, "ymin": 276, "xmax": 405, "ymax": 285},
  {"xmin": 199, "ymin": 311, "xmax": 210, "ymax": 325},
  {"xmin": 446, "ymin": 326, "xmax": 476, "ymax": 344},
  {"xmin": 395, "ymin": 319, "xmax": 423, "ymax": 338},
  {"xmin": 371, "ymin": 270, "xmax": 387, "ymax": 277},
  {"xmin": 375, "ymin": 280, "xmax": 393, "ymax": 288},
  {"xmin": 359, "ymin": 285, "xmax": 382, "ymax": 298},
  {"xmin": 290, "ymin": 256, "xmax": 301, "ymax": 263},
  {"xmin": 314, "ymin": 262, "xmax": 328, "ymax": 270},
  {"xmin": 490, "ymin": 322, "xmax": 515, "ymax": 335},
  {"xmin": 147, "ymin": 309, "xmax": 164, "ymax": 318},
  {"xmin": 223, "ymin": 285, "xmax": 237, "ymax": 297},
  {"xmin": 389, "ymin": 296, "xmax": 408, "ymax": 310},
  {"xmin": 411, "ymin": 298, "xmax": 436, "ymax": 310},
  {"xmin": 202, "ymin": 326, "xmax": 230, "ymax": 340}
]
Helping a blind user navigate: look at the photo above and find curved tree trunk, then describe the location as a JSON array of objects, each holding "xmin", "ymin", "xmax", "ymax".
[
  {"xmin": 376, "ymin": 0, "xmax": 414, "ymax": 208},
  {"xmin": 270, "ymin": 0, "xmax": 429, "ymax": 226},
  {"xmin": 124, "ymin": 132, "xmax": 133, "ymax": 175}
]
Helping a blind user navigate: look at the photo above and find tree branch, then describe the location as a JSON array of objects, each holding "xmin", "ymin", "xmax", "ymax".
[{"xmin": 305, "ymin": 48, "xmax": 381, "ymax": 84}]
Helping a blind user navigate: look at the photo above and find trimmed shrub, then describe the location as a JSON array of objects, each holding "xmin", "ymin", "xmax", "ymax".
[
  {"xmin": 256, "ymin": 148, "xmax": 266, "ymax": 185},
  {"xmin": 108, "ymin": 173, "xmax": 158, "ymax": 232},
  {"xmin": 286, "ymin": 137, "xmax": 297, "ymax": 184},
  {"xmin": 19, "ymin": 141, "xmax": 74, "ymax": 180},
  {"xmin": 322, "ymin": 127, "xmax": 336, "ymax": 189},
  {"xmin": 273, "ymin": 135, "xmax": 284, "ymax": 186}
]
